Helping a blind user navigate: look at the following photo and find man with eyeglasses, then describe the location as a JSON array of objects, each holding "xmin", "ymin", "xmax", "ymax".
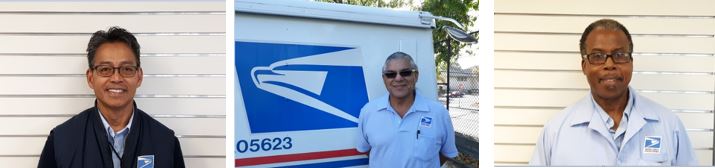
[
  {"xmin": 529, "ymin": 19, "xmax": 697, "ymax": 166},
  {"xmin": 38, "ymin": 27, "xmax": 185, "ymax": 168},
  {"xmin": 356, "ymin": 52, "xmax": 458, "ymax": 167}
]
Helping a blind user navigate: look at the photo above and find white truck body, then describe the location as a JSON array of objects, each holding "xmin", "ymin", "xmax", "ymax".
[{"xmin": 235, "ymin": 0, "xmax": 438, "ymax": 167}]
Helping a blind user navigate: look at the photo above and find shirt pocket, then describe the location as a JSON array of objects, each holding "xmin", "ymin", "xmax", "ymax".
[
  {"xmin": 412, "ymin": 135, "xmax": 441, "ymax": 161},
  {"xmin": 638, "ymin": 151, "xmax": 670, "ymax": 166}
]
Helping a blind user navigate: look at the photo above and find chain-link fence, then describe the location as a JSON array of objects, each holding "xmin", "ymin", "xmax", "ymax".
[{"xmin": 439, "ymin": 65, "xmax": 479, "ymax": 168}]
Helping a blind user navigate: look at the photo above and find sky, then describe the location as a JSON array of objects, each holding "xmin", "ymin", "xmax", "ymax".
[{"xmin": 457, "ymin": 9, "xmax": 479, "ymax": 69}]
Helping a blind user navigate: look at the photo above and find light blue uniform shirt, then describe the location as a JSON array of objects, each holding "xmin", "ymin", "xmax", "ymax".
[
  {"xmin": 98, "ymin": 109, "xmax": 134, "ymax": 168},
  {"xmin": 356, "ymin": 93, "xmax": 458, "ymax": 168},
  {"xmin": 530, "ymin": 87, "xmax": 698, "ymax": 166}
]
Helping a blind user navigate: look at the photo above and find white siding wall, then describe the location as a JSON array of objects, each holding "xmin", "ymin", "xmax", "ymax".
[
  {"xmin": 494, "ymin": 0, "xmax": 715, "ymax": 166},
  {"xmin": 0, "ymin": 2, "xmax": 226, "ymax": 167}
]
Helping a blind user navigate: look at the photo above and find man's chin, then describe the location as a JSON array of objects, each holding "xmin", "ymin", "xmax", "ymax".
[
  {"xmin": 390, "ymin": 91, "xmax": 413, "ymax": 99},
  {"xmin": 593, "ymin": 89, "xmax": 627, "ymax": 100},
  {"xmin": 97, "ymin": 98, "xmax": 132, "ymax": 109}
]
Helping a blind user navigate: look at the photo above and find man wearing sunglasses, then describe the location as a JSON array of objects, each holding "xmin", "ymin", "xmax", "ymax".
[
  {"xmin": 356, "ymin": 52, "xmax": 458, "ymax": 167},
  {"xmin": 38, "ymin": 27, "xmax": 185, "ymax": 168},
  {"xmin": 530, "ymin": 19, "xmax": 697, "ymax": 166}
]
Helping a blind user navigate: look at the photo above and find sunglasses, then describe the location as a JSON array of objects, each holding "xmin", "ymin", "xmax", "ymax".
[{"xmin": 383, "ymin": 69, "xmax": 417, "ymax": 79}]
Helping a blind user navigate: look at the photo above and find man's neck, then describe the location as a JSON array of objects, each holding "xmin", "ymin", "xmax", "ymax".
[
  {"xmin": 593, "ymin": 90, "xmax": 630, "ymax": 129},
  {"xmin": 389, "ymin": 93, "xmax": 415, "ymax": 118},
  {"xmin": 98, "ymin": 102, "xmax": 134, "ymax": 133}
]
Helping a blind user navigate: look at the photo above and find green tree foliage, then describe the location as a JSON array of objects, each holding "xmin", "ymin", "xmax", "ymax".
[
  {"xmin": 423, "ymin": 0, "xmax": 478, "ymax": 72},
  {"xmin": 320, "ymin": 0, "xmax": 412, "ymax": 8}
]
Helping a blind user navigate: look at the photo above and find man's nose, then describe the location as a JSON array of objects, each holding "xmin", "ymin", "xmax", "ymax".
[
  {"xmin": 394, "ymin": 73, "xmax": 406, "ymax": 81},
  {"xmin": 602, "ymin": 57, "xmax": 617, "ymax": 70},
  {"xmin": 110, "ymin": 70, "xmax": 123, "ymax": 82}
]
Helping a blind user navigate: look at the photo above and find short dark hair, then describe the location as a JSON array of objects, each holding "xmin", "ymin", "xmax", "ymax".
[
  {"xmin": 579, "ymin": 19, "xmax": 633, "ymax": 56},
  {"xmin": 86, "ymin": 26, "xmax": 140, "ymax": 68}
]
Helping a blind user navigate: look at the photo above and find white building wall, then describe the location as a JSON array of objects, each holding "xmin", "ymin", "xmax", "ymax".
[
  {"xmin": 0, "ymin": 2, "xmax": 226, "ymax": 167},
  {"xmin": 494, "ymin": 0, "xmax": 715, "ymax": 165}
]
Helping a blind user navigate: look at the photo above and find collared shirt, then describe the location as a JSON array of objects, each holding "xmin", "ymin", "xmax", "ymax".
[
  {"xmin": 356, "ymin": 93, "xmax": 458, "ymax": 168},
  {"xmin": 98, "ymin": 109, "xmax": 134, "ymax": 168},
  {"xmin": 592, "ymin": 90, "xmax": 634, "ymax": 151},
  {"xmin": 530, "ymin": 87, "xmax": 698, "ymax": 166}
]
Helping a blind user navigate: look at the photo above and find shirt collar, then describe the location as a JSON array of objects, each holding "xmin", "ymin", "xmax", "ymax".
[
  {"xmin": 98, "ymin": 108, "xmax": 135, "ymax": 135},
  {"xmin": 591, "ymin": 87, "xmax": 635, "ymax": 125},
  {"xmin": 570, "ymin": 86, "xmax": 637, "ymax": 126},
  {"xmin": 377, "ymin": 91, "xmax": 430, "ymax": 115}
]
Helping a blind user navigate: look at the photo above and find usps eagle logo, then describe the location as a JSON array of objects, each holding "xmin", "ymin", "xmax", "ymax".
[
  {"xmin": 236, "ymin": 41, "xmax": 369, "ymax": 133},
  {"xmin": 643, "ymin": 136, "xmax": 662, "ymax": 154}
]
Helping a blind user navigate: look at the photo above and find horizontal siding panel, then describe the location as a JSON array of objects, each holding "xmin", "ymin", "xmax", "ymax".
[
  {"xmin": 0, "ymin": 117, "xmax": 224, "ymax": 136},
  {"xmin": 0, "ymin": 137, "xmax": 45, "ymax": 155},
  {"xmin": 0, "ymin": 35, "xmax": 225, "ymax": 54},
  {"xmin": 496, "ymin": 33, "xmax": 715, "ymax": 54},
  {"xmin": 185, "ymin": 158, "xmax": 225, "ymax": 168},
  {"xmin": 495, "ymin": 0, "xmax": 715, "ymax": 16},
  {"xmin": 496, "ymin": 89, "xmax": 714, "ymax": 110},
  {"xmin": 156, "ymin": 118, "xmax": 225, "ymax": 136},
  {"xmin": 0, "ymin": 77, "xmax": 225, "ymax": 95},
  {"xmin": 495, "ymin": 89, "xmax": 586, "ymax": 107},
  {"xmin": 494, "ymin": 145, "xmax": 535, "ymax": 163},
  {"xmin": 0, "ymin": 56, "xmax": 226, "ymax": 75},
  {"xmin": 494, "ymin": 145, "xmax": 713, "ymax": 165},
  {"xmin": 495, "ymin": 70, "xmax": 715, "ymax": 91},
  {"xmin": 496, "ymin": 14, "xmax": 715, "ymax": 35},
  {"xmin": 0, "ymin": 98, "xmax": 225, "ymax": 116},
  {"xmin": 0, "ymin": 14, "xmax": 224, "ymax": 33},
  {"xmin": 495, "ymin": 51, "xmax": 715, "ymax": 72},
  {"xmin": 494, "ymin": 108, "xmax": 561, "ymax": 126},
  {"xmin": 0, "ymin": 2, "xmax": 224, "ymax": 12},
  {"xmin": 495, "ymin": 70, "xmax": 588, "ymax": 89}
]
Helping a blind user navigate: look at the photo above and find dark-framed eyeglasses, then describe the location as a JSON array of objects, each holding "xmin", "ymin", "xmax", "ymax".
[
  {"xmin": 582, "ymin": 52, "xmax": 632, "ymax": 65},
  {"xmin": 92, "ymin": 65, "xmax": 139, "ymax": 77},
  {"xmin": 383, "ymin": 69, "xmax": 417, "ymax": 79}
]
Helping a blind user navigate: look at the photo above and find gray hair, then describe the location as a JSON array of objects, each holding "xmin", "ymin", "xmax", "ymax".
[{"xmin": 382, "ymin": 52, "xmax": 418, "ymax": 72}]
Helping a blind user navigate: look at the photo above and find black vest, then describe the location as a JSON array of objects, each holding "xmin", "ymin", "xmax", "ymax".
[{"xmin": 38, "ymin": 103, "xmax": 185, "ymax": 168}]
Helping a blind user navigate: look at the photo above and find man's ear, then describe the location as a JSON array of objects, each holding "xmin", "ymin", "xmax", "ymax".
[
  {"xmin": 136, "ymin": 67, "xmax": 143, "ymax": 87},
  {"xmin": 581, "ymin": 60, "xmax": 587, "ymax": 75},
  {"xmin": 414, "ymin": 71, "xmax": 419, "ymax": 82},
  {"xmin": 86, "ymin": 68, "xmax": 94, "ymax": 89}
]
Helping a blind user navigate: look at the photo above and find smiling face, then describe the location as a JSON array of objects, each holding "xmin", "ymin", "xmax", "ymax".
[
  {"xmin": 581, "ymin": 28, "xmax": 633, "ymax": 100},
  {"xmin": 382, "ymin": 58, "xmax": 418, "ymax": 100},
  {"xmin": 87, "ymin": 42, "xmax": 143, "ymax": 110}
]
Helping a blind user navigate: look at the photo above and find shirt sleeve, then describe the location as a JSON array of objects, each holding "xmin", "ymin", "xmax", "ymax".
[
  {"xmin": 529, "ymin": 127, "xmax": 550, "ymax": 166},
  {"xmin": 355, "ymin": 106, "xmax": 371, "ymax": 153},
  {"xmin": 440, "ymin": 107, "xmax": 459, "ymax": 158},
  {"xmin": 673, "ymin": 119, "xmax": 698, "ymax": 166}
]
